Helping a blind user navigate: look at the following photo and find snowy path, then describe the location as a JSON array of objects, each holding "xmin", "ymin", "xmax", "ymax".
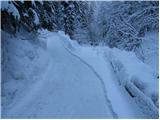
[
  {"xmin": 3, "ymin": 32, "xmax": 151, "ymax": 118},
  {"xmin": 59, "ymin": 37, "xmax": 148, "ymax": 118},
  {"xmin": 66, "ymin": 46, "xmax": 148, "ymax": 118},
  {"xmin": 4, "ymin": 33, "xmax": 115, "ymax": 118}
]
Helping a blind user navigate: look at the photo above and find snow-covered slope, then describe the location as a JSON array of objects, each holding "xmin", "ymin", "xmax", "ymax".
[
  {"xmin": 105, "ymin": 48, "xmax": 158, "ymax": 118},
  {"xmin": 141, "ymin": 32, "xmax": 159, "ymax": 74},
  {"xmin": 2, "ymin": 30, "xmax": 158, "ymax": 118},
  {"xmin": 1, "ymin": 30, "xmax": 50, "ymax": 114}
]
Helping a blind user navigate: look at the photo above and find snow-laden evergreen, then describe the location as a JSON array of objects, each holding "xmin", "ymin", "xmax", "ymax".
[{"xmin": 1, "ymin": 1, "xmax": 20, "ymax": 20}]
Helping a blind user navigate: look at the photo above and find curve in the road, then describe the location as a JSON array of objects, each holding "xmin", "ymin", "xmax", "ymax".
[{"xmin": 60, "ymin": 39, "xmax": 118, "ymax": 119}]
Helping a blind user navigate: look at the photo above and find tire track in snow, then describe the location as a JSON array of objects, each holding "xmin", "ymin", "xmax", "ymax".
[{"xmin": 60, "ymin": 40, "xmax": 118, "ymax": 118}]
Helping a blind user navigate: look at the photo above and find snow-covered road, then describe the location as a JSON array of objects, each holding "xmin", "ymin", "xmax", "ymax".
[
  {"xmin": 3, "ymin": 31, "xmax": 155, "ymax": 118},
  {"xmin": 5, "ymin": 33, "xmax": 116, "ymax": 118}
]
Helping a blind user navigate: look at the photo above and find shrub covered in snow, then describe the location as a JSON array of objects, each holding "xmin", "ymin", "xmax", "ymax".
[
  {"xmin": 104, "ymin": 48, "xmax": 159, "ymax": 118},
  {"xmin": 1, "ymin": 1, "xmax": 20, "ymax": 20}
]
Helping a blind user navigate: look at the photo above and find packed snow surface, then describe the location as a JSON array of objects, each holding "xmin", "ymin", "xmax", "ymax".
[{"xmin": 2, "ymin": 30, "xmax": 158, "ymax": 118}]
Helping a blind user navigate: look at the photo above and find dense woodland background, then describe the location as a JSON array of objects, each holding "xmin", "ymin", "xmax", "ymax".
[
  {"xmin": 1, "ymin": 1, "xmax": 158, "ymax": 50},
  {"xmin": 1, "ymin": 1, "xmax": 159, "ymax": 76}
]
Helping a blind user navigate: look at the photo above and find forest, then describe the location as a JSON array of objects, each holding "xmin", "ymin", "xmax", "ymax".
[{"xmin": 2, "ymin": 1, "xmax": 158, "ymax": 48}]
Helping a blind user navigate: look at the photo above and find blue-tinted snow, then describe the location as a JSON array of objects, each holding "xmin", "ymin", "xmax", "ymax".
[{"xmin": 2, "ymin": 30, "xmax": 158, "ymax": 119}]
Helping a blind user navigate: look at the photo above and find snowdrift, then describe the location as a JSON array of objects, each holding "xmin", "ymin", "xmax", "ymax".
[
  {"xmin": 2, "ymin": 30, "xmax": 158, "ymax": 118},
  {"xmin": 1, "ymin": 30, "xmax": 50, "ymax": 113},
  {"xmin": 104, "ymin": 48, "xmax": 158, "ymax": 118}
]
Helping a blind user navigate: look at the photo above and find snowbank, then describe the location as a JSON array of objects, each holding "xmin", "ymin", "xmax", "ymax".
[
  {"xmin": 141, "ymin": 32, "xmax": 159, "ymax": 73},
  {"xmin": 104, "ymin": 48, "xmax": 158, "ymax": 118},
  {"xmin": 1, "ymin": 30, "xmax": 50, "ymax": 113},
  {"xmin": 58, "ymin": 31, "xmax": 80, "ymax": 51}
]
